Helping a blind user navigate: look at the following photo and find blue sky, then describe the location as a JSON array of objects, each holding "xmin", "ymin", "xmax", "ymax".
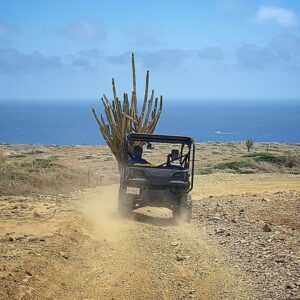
[{"xmin": 0, "ymin": 0, "xmax": 300, "ymax": 100}]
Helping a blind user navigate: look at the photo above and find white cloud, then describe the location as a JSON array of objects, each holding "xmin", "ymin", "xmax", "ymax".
[{"xmin": 255, "ymin": 6, "xmax": 297, "ymax": 26}]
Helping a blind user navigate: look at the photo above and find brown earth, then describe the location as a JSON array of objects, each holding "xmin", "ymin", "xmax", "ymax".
[{"xmin": 0, "ymin": 144, "xmax": 300, "ymax": 299}]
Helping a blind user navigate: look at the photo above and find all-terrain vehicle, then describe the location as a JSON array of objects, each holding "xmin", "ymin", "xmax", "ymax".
[{"xmin": 118, "ymin": 133, "xmax": 195, "ymax": 221}]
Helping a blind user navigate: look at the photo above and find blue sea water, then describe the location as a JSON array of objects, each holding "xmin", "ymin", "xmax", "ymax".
[{"xmin": 0, "ymin": 99, "xmax": 299, "ymax": 145}]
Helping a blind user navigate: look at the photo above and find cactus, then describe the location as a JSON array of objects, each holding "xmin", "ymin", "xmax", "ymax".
[{"xmin": 92, "ymin": 53, "xmax": 163, "ymax": 170}]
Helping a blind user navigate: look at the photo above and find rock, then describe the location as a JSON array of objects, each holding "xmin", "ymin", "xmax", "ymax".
[
  {"xmin": 12, "ymin": 204, "xmax": 19, "ymax": 210},
  {"xmin": 5, "ymin": 232, "xmax": 14, "ymax": 235},
  {"xmin": 8, "ymin": 236, "xmax": 14, "ymax": 242},
  {"xmin": 39, "ymin": 237, "xmax": 46, "ymax": 242},
  {"xmin": 215, "ymin": 228, "xmax": 225, "ymax": 235},
  {"xmin": 20, "ymin": 203, "xmax": 28, "ymax": 209},
  {"xmin": 15, "ymin": 235, "xmax": 25, "ymax": 241},
  {"xmin": 171, "ymin": 241, "xmax": 179, "ymax": 246},
  {"xmin": 263, "ymin": 224, "xmax": 272, "ymax": 232},
  {"xmin": 286, "ymin": 282, "xmax": 296, "ymax": 289},
  {"xmin": 27, "ymin": 237, "xmax": 38, "ymax": 242},
  {"xmin": 33, "ymin": 211, "xmax": 41, "ymax": 218},
  {"xmin": 59, "ymin": 252, "xmax": 69, "ymax": 259},
  {"xmin": 24, "ymin": 233, "xmax": 34, "ymax": 237},
  {"xmin": 210, "ymin": 216, "xmax": 222, "ymax": 222},
  {"xmin": 176, "ymin": 254, "xmax": 187, "ymax": 261}
]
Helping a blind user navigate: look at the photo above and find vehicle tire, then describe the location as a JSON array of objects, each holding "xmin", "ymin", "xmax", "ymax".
[
  {"xmin": 118, "ymin": 188, "xmax": 133, "ymax": 218},
  {"xmin": 173, "ymin": 193, "xmax": 192, "ymax": 222}
]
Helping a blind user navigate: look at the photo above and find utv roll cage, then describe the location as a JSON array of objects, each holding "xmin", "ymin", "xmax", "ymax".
[{"xmin": 122, "ymin": 133, "xmax": 195, "ymax": 191}]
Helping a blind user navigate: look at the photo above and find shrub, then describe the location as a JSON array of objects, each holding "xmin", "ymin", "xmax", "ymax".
[
  {"xmin": 195, "ymin": 167, "xmax": 212, "ymax": 175},
  {"xmin": 243, "ymin": 152, "xmax": 285, "ymax": 164},
  {"xmin": 32, "ymin": 158, "xmax": 55, "ymax": 168},
  {"xmin": 285, "ymin": 154, "xmax": 298, "ymax": 168},
  {"xmin": 245, "ymin": 137, "xmax": 254, "ymax": 152},
  {"xmin": 216, "ymin": 161, "xmax": 249, "ymax": 171}
]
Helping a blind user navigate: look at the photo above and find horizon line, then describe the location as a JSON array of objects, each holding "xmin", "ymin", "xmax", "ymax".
[{"xmin": 0, "ymin": 97, "xmax": 300, "ymax": 102}]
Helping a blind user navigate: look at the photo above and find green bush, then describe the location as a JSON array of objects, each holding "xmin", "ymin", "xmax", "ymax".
[
  {"xmin": 216, "ymin": 161, "xmax": 249, "ymax": 171},
  {"xmin": 194, "ymin": 167, "xmax": 212, "ymax": 175},
  {"xmin": 32, "ymin": 158, "xmax": 56, "ymax": 168},
  {"xmin": 243, "ymin": 152, "xmax": 285, "ymax": 164}
]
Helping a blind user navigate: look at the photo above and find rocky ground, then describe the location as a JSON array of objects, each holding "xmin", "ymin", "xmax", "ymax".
[
  {"xmin": 193, "ymin": 192, "xmax": 300, "ymax": 299},
  {"xmin": 0, "ymin": 143, "xmax": 299, "ymax": 299}
]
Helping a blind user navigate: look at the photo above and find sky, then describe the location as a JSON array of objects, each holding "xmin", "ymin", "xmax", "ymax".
[{"xmin": 0, "ymin": 0, "xmax": 300, "ymax": 100}]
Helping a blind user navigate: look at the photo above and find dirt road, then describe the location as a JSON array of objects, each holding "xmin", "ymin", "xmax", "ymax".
[
  {"xmin": 75, "ymin": 185, "xmax": 256, "ymax": 300},
  {"xmin": 1, "ymin": 174, "xmax": 299, "ymax": 299}
]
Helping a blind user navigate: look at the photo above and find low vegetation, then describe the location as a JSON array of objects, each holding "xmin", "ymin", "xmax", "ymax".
[
  {"xmin": 0, "ymin": 142, "xmax": 299, "ymax": 195},
  {"xmin": 245, "ymin": 137, "xmax": 254, "ymax": 152},
  {"xmin": 0, "ymin": 156, "xmax": 91, "ymax": 196},
  {"xmin": 243, "ymin": 152, "xmax": 285, "ymax": 164},
  {"xmin": 196, "ymin": 150, "xmax": 299, "ymax": 175},
  {"xmin": 285, "ymin": 154, "xmax": 298, "ymax": 168}
]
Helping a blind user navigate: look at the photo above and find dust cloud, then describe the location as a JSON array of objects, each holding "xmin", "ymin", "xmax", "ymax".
[{"xmin": 79, "ymin": 184, "xmax": 125, "ymax": 241}]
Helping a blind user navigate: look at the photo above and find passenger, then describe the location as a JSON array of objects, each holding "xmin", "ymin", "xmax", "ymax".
[
  {"xmin": 167, "ymin": 149, "xmax": 179, "ymax": 167},
  {"xmin": 171, "ymin": 149, "xmax": 179, "ymax": 162},
  {"xmin": 127, "ymin": 145, "xmax": 148, "ymax": 165}
]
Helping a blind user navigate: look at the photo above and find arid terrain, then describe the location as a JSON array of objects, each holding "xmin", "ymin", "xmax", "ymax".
[{"xmin": 0, "ymin": 142, "xmax": 299, "ymax": 300}]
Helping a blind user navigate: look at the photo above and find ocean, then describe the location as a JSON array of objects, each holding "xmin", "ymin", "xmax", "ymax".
[{"xmin": 0, "ymin": 99, "xmax": 299, "ymax": 145}]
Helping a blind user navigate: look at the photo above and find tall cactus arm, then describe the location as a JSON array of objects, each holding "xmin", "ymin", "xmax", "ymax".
[{"xmin": 92, "ymin": 53, "xmax": 163, "ymax": 171}]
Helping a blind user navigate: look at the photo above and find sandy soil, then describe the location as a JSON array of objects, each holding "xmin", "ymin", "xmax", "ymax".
[{"xmin": 1, "ymin": 173, "xmax": 299, "ymax": 300}]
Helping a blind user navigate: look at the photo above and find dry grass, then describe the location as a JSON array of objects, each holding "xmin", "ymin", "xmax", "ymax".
[
  {"xmin": 195, "ymin": 150, "xmax": 300, "ymax": 175},
  {"xmin": 285, "ymin": 154, "xmax": 299, "ymax": 168},
  {"xmin": 0, "ymin": 142, "xmax": 299, "ymax": 195},
  {"xmin": 0, "ymin": 156, "xmax": 93, "ymax": 196}
]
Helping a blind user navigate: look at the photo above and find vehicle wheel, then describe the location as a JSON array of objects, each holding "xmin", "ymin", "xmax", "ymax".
[
  {"xmin": 173, "ymin": 193, "xmax": 192, "ymax": 222},
  {"xmin": 118, "ymin": 188, "xmax": 133, "ymax": 218}
]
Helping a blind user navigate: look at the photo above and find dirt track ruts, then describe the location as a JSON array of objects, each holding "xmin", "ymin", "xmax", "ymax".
[{"xmin": 1, "ymin": 173, "xmax": 300, "ymax": 299}]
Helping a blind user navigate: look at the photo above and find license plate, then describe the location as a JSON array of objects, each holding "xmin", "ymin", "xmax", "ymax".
[{"xmin": 126, "ymin": 187, "xmax": 140, "ymax": 195}]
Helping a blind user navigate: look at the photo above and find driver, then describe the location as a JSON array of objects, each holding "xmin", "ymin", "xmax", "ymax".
[{"xmin": 128, "ymin": 145, "xmax": 148, "ymax": 165}]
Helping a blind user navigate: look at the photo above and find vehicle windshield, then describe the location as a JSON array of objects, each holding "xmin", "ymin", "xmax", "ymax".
[{"xmin": 127, "ymin": 141, "xmax": 191, "ymax": 169}]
